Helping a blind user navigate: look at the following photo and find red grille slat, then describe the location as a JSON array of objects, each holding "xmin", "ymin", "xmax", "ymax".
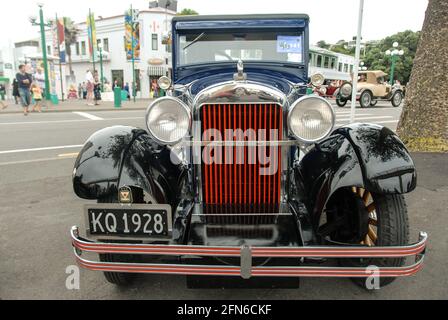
[
  {"xmin": 203, "ymin": 107, "xmax": 209, "ymax": 204},
  {"xmin": 201, "ymin": 103, "xmax": 282, "ymax": 213}
]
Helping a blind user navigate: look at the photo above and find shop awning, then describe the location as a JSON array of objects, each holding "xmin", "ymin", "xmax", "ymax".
[{"xmin": 148, "ymin": 66, "xmax": 166, "ymax": 77}]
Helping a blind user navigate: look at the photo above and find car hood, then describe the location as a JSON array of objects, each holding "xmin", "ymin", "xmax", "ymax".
[{"xmin": 176, "ymin": 63, "xmax": 308, "ymax": 96}]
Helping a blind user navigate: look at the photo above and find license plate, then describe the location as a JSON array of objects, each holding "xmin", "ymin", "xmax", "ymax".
[{"xmin": 84, "ymin": 204, "xmax": 172, "ymax": 239}]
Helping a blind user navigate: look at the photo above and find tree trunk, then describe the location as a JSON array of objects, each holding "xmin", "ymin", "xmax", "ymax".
[{"xmin": 397, "ymin": 0, "xmax": 448, "ymax": 152}]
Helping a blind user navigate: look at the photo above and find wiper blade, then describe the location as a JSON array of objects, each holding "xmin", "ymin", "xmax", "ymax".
[{"xmin": 183, "ymin": 32, "xmax": 205, "ymax": 50}]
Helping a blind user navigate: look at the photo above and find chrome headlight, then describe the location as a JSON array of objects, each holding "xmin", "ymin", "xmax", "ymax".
[
  {"xmin": 157, "ymin": 76, "xmax": 172, "ymax": 90},
  {"xmin": 310, "ymin": 73, "xmax": 325, "ymax": 87},
  {"xmin": 145, "ymin": 97, "xmax": 191, "ymax": 145},
  {"xmin": 288, "ymin": 96, "xmax": 335, "ymax": 143},
  {"xmin": 340, "ymin": 83, "xmax": 352, "ymax": 98}
]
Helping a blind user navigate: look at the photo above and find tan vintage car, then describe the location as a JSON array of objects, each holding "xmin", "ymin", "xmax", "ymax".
[{"xmin": 336, "ymin": 70, "xmax": 404, "ymax": 108}]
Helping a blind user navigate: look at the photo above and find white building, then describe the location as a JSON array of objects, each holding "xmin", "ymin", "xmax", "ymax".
[
  {"xmin": 46, "ymin": 7, "xmax": 176, "ymax": 99},
  {"xmin": 309, "ymin": 46, "xmax": 356, "ymax": 81}
]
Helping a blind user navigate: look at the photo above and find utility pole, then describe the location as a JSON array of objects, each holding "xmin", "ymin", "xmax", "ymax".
[
  {"xmin": 99, "ymin": 43, "xmax": 104, "ymax": 92},
  {"xmin": 55, "ymin": 13, "xmax": 65, "ymax": 101},
  {"xmin": 30, "ymin": 4, "xmax": 52, "ymax": 100},
  {"xmin": 350, "ymin": 0, "xmax": 365, "ymax": 124}
]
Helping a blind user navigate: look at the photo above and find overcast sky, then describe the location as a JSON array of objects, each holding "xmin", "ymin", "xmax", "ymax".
[{"xmin": 0, "ymin": 0, "xmax": 428, "ymax": 48}]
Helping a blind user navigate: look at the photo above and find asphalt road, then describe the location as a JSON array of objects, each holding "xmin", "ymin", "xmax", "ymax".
[{"xmin": 0, "ymin": 102, "xmax": 446, "ymax": 300}]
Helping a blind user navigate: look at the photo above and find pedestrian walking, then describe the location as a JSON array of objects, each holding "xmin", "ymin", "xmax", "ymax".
[
  {"xmin": 30, "ymin": 83, "xmax": 43, "ymax": 113},
  {"xmin": 12, "ymin": 78, "xmax": 20, "ymax": 104},
  {"xmin": 152, "ymin": 80, "xmax": 159, "ymax": 98},
  {"xmin": 124, "ymin": 82, "xmax": 131, "ymax": 101},
  {"xmin": 93, "ymin": 75, "xmax": 101, "ymax": 106},
  {"xmin": 0, "ymin": 83, "xmax": 7, "ymax": 110},
  {"xmin": 85, "ymin": 69, "xmax": 94, "ymax": 106},
  {"xmin": 82, "ymin": 82, "xmax": 87, "ymax": 100},
  {"xmin": 78, "ymin": 83, "xmax": 83, "ymax": 100},
  {"xmin": 16, "ymin": 64, "xmax": 33, "ymax": 116}
]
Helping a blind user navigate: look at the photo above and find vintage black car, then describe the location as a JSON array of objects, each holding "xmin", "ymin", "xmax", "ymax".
[{"xmin": 71, "ymin": 14, "xmax": 427, "ymax": 289}]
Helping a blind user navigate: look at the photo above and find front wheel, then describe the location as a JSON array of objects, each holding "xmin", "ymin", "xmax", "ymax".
[
  {"xmin": 370, "ymin": 100, "xmax": 378, "ymax": 107},
  {"xmin": 323, "ymin": 188, "xmax": 409, "ymax": 288},
  {"xmin": 391, "ymin": 91, "xmax": 403, "ymax": 107},
  {"xmin": 336, "ymin": 96, "xmax": 348, "ymax": 107},
  {"xmin": 359, "ymin": 91, "xmax": 372, "ymax": 108}
]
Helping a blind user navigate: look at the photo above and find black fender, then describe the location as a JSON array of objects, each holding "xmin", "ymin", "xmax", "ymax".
[
  {"xmin": 294, "ymin": 123, "xmax": 416, "ymax": 230},
  {"xmin": 72, "ymin": 125, "xmax": 187, "ymax": 207}
]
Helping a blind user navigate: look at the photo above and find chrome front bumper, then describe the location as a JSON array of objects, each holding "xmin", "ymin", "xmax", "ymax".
[{"xmin": 71, "ymin": 226, "xmax": 427, "ymax": 279}]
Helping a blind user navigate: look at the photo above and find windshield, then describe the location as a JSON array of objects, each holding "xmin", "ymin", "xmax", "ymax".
[{"xmin": 178, "ymin": 31, "xmax": 304, "ymax": 66}]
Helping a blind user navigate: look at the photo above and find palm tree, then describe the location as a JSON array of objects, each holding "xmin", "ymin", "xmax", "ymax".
[
  {"xmin": 63, "ymin": 17, "xmax": 79, "ymax": 81},
  {"xmin": 397, "ymin": 0, "xmax": 448, "ymax": 152}
]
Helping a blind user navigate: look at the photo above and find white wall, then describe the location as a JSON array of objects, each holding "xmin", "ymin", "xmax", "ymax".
[{"xmin": 54, "ymin": 9, "xmax": 175, "ymax": 99}]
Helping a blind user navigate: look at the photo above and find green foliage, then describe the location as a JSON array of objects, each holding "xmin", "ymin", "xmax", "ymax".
[
  {"xmin": 362, "ymin": 30, "xmax": 421, "ymax": 84},
  {"xmin": 316, "ymin": 40, "xmax": 330, "ymax": 49},
  {"xmin": 316, "ymin": 30, "xmax": 421, "ymax": 84},
  {"xmin": 63, "ymin": 17, "xmax": 79, "ymax": 57},
  {"xmin": 177, "ymin": 8, "xmax": 199, "ymax": 16}
]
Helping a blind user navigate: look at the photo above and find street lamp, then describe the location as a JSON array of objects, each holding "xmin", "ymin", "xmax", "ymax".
[
  {"xmin": 385, "ymin": 42, "xmax": 404, "ymax": 85},
  {"xmin": 359, "ymin": 61, "xmax": 367, "ymax": 71},
  {"xmin": 98, "ymin": 42, "xmax": 104, "ymax": 92},
  {"xmin": 30, "ymin": 4, "xmax": 52, "ymax": 100}
]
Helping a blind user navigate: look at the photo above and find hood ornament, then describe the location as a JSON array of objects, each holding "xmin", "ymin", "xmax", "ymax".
[{"xmin": 233, "ymin": 59, "xmax": 247, "ymax": 81}]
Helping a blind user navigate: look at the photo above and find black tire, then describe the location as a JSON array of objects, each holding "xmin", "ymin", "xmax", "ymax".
[
  {"xmin": 342, "ymin": 192, "xmax": 409, "ymax": 288},
  {"xmin": 391, "ymin": 91, "xmax": 403, "ymax": 107},
  {"xmin": 97, "ymin": 194, "xmax": 138, "ymax": 286},
  {"xmin": 370, "ymin": 100, "xmax": 378, "ymax": 107},
  {"xmin": 336, "ymin": 97, "xmax": 348, "ymax": 107},
  {"xmin": 359, "ymin": 91, "xmax": 372, "ymax": 108}
]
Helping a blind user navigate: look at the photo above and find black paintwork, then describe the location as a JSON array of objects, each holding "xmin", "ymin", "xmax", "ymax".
[
  {"xmin": 73, "ymin": 126, "xmax": 187, "ymax": 209},
  {"xmin": 294, "ymin": 123, "xmax": 416, "ymax": 233}
]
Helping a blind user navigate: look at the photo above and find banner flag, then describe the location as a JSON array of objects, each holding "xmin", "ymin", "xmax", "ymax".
[
  {"xmin": 87, "ymin": 12, "xmax": 97, "ymax": 62},
  {"xmin": 53, "ymin": 18, "xmax": 66, "ymax": 63},
  {"xmin": 125, "ymin": 9, "xmax": 141, "ymax": 61}
]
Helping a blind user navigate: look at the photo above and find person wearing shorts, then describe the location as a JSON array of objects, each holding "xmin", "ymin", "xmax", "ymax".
[{"xmin": 16, "ymin": 64, "xmax": 33, "ymax": 116}]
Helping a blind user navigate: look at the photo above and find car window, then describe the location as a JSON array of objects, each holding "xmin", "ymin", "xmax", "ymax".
[{"xmin": 178, "ymin": 31, "xmax": 304, "ymax": 66}]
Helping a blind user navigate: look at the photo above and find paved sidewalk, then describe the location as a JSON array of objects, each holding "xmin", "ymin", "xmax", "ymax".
[{"xmin": 0, "ymin": 98, "xmax": 153, "ymax": 114}]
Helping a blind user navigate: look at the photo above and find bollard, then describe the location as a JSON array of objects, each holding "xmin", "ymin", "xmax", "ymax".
[{"xmin": 114, "ymin": 87, "xmax": 122, "ymax": 108}]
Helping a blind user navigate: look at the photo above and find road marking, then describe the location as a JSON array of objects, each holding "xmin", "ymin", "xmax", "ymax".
[
  {"xmin": 336, "ymin": 116, "xmax": 393, "ymax": 122},
  {"xmin": 373, "ymin": 120, "xmax": 399, "ymax": 124},
  {"xmin": 0, "ymin": 157, "xmax": 75, "ymax": 167},
  {"xmin": 58, "ymin": 152, "xmax": 79, "ymax": 158},
  {"xmin": 0, "ymin": 117, "xmax": 141, "ymax": 126},
  {"xmin": 0, "ymin": 145, "xmax": 83, "ymax": 155},
  {"xmin": 72, "ymin": 112, "xmax": 104, "ymax": 121}
]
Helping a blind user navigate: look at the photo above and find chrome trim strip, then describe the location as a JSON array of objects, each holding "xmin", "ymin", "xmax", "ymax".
[
  {"xmin": 72, "ymin": 227, "xmax": 427, "ymax": 259},
  {"xmin": 181, "ymin": 140, "xmax": 299, "ymax": 147},
  {"xmin": 73, "ymin": 247, "xmax": 425, "ymax": 278},
  {"xmin": 193, "ymin": 81, "xmax": 287, "ymax": 107}
]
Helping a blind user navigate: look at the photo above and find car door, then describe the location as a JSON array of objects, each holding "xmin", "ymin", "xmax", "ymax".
[{"xmin": 373, "ymin": 76, "xmax": 388, "ymax": 97}]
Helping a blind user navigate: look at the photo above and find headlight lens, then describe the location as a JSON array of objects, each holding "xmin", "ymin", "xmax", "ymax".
[
  {"xmin": 288, "ymin": 96, "xmax": 335, "ymax": 143},
  {"xmin": 145, "ymin": 97, "xmax": 191, "ymax": 145},
  {"xmin": 157, "ymin": 76, "xmax": 172, "ymax": 90},
  {"xmin": 340, "ymin": 83, "xmax": 352, "ymax": 98},
  {"xmin": 310, "ymin": 73, "xmax": 325, "ymax": 87}
]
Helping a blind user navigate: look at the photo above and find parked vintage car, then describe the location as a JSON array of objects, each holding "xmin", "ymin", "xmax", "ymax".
[
  {"xmin": 70, "ymin": 14, "xmax": 427, "ymax": 289},
  {"xmin": 336, "ymin": 71, "xmax": 405, "ymax": 108}
]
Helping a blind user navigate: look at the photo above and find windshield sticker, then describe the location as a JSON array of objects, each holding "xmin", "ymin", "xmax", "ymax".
[{"xmin": 277, "ymin": 36, "xmax": 302, "ymax": 54}]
